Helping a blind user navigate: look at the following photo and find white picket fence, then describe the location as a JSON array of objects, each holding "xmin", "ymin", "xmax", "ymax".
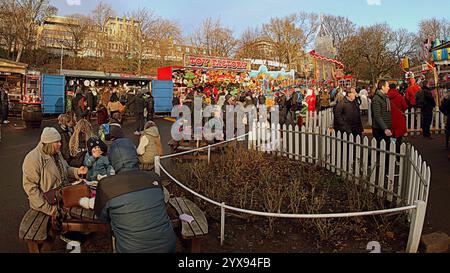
[
  {"xmin": 405, "ymin": 108, "xmax": 446, "ymax": 135},
  {"xmin": 249, "ymin": 122, "xmax": 431, "ymax": 207},
  {"xmin": 299, "ymin": 108, "xmax": 334, "ymax": 131}
]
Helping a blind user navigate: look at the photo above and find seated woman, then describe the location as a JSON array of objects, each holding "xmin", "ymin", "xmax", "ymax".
[
  {"xmin": 84, "ymin": 137, "xmax": 115, "ymax": 181},
  {"xmin": 69, "ymin": 119, "xmax": 94, "ymax": 167},
  {"xmin": 22, "ymin": 127, "xmax": 88, "ymax": 216},
  {"xmin": 137, "ymin": 121, "xmax": 164, "ymax": 170}
]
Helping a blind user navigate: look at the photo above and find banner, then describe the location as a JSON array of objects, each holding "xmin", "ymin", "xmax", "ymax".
[{"xmin": 185, "ymin": 56, "xmax": 251, "ymax": 71}]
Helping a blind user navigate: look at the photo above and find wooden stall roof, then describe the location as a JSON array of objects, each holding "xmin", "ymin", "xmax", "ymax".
[{"xmin": 0, "ymin": 58, "xmax": 28, "ymax": 75}]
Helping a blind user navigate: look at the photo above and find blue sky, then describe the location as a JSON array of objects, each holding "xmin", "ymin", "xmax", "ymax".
[{"xmin": 54, "ymin": 0, "xmax": 449, "ymax": 37}]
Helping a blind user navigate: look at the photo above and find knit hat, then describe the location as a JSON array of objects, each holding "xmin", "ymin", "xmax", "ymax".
[
  {"xmin": 40, "ymin": 127, "xmax": 61, "ymax": 144},
  {"xmin": 87, "ymin": 137, "xmax": 107, "ymax": 155}
]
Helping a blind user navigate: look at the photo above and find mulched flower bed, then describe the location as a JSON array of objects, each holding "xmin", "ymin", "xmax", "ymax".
[{"xmin": 166, "ymin": 146, "xmax": 410, "ymax": 253}]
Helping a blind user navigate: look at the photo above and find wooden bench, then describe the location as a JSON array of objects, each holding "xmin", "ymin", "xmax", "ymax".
[
  {"xmin": 19, "ymin": 209, "xmax": 54, "ymax": 253},
  {"xmin": 19, "ymin": 207, "xmax": 113, "ymax": 253},
  {"xmin": 169, "ymin": 197, "xmax": 208, "ymax": 253}
]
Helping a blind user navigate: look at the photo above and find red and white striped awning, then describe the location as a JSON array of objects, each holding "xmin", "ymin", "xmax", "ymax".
[{"xmin": 309, "ymin": 50, "xmax": 345, "ymax": 69}]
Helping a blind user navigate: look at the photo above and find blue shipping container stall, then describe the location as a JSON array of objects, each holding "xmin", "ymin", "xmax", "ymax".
[
  {"xmin": 41, "ymin": 75, "xmax": 65, "ymax": 114},
  {"xmin": 152, "ymin": 80, "xmax": 173, "ymax": 113}
]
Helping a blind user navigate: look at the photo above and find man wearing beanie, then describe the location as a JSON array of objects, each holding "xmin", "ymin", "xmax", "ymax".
[
  {"xmin": 22, "ymin": 127, "xmax": 88, "ymax": 216},
  {"xmin": 94, "ymin": 137, "xmax": 176, "ymax": 253}
]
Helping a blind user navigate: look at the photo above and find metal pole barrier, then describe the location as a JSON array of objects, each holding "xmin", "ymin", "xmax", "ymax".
[
  {"xmin": 154, "ymin": 156, "xmax": 161, "ymax": 176},
  {"xmin": 208, "ymin": 146, "xmax": 211, "ymax": 164},
  {"xmin": 406, "ymin": 200, "xmax": 426, "ymax": 253},
  {"xmin": 221, "ymin": 202, "xmax": 225, "ymax": 246}
]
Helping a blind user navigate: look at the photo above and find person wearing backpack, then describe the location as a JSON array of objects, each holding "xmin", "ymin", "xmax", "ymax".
[{"xmin": 416, "ymin": 80, "xmax": 436, "ymax": 139}]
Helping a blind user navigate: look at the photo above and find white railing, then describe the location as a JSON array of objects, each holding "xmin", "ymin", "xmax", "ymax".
[
  {"xmin": 405, "ymin": 108, "xmax": 446, "ymax": 135},
  {"xmin": 154, "ymin": 122, "xmax": 431, "ymax": 253}
]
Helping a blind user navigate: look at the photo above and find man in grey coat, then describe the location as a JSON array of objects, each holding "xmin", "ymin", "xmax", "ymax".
[{"xmin": 94, "ymin": 136, "xmax": 176, "ymax": 253}]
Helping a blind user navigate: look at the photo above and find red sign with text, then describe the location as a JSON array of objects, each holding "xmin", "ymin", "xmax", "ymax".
[{"xmin": 185, "ymin": 56, "xmax": 250, "ymax": 71}]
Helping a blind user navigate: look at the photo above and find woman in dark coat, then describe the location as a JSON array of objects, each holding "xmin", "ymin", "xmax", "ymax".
[{"xmin": 334, "ymin": 90, "xmax": 364, "ymax": 137}]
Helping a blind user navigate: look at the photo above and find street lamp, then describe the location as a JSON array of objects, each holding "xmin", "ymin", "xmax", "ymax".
[{"xmin": 60, "ymin": 41, "xmax": 64, "ymax": 75}]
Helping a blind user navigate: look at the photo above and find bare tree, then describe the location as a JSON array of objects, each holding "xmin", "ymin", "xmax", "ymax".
[
  {"xmin": 339, "ymin": 24, "xmax": 416, "ymax": 84},
  {"xmin": 235, "ymin": 27, "xmax": 265, "ymax": 60},
  {"xmin": 63, "ymin": 14, "xmax": 93, "ymax": 58},
  {"xmin": 13, "ymin": 0, "xmax": 57, "ymax": 62},
  {"xmin": 90, "ymin": 1, "xmax": 116, "ymax": 71},
  {"xmin": 322, "ymin": 14, "xmax": 356, "ymax": 51},
  {"xmin": 418, "ymin": 18, "xmax": 450, "ymax": 41},
  {"xmin": 262, "ymin": 14, "xmax": 306, "ymax": 70},
  {"xmin": 190, "ymin": 17, "xmax": 237, "ymax": 57}
]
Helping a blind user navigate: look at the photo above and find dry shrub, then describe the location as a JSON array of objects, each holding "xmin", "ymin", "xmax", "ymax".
[{"xmin": 167, "ymin": 145, "xmax": 408, "ymax": 241}]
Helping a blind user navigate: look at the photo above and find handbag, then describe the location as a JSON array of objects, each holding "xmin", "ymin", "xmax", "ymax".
[
  {"xmin": 44, "ymin": 188, "xmax": 61, "ymax": 206},
  {"xmin": 62, "ymin": 184, "xmax": 92, "ymax": 208}
]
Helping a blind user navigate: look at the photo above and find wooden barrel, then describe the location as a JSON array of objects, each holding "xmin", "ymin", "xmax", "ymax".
[{"xmin": 22, "ymin": 104, "xmax": 43, "ymax": 129}]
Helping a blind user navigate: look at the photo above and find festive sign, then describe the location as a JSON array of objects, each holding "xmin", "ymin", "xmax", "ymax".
[{"xmin": 185, "ymin": 56, "xmax": 251, "ymax": 71}]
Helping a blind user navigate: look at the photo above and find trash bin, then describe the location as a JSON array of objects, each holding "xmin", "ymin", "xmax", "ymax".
[{"xmin": 22, "ymin": 103, "xmax": 43, "ymax": 129}]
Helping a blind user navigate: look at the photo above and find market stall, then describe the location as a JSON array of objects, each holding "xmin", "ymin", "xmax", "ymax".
[
  {"xmin": 0, "ymin": 58, "xmax": 28, "ymax": 116},
  {"xmin": 157, "ymin": 56, "xmax": 252, "ymax": 103}
]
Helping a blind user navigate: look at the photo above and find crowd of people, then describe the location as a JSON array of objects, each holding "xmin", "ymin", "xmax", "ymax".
[{"xmin": 22, "ymin": 97, "xmax": 171, "ymax": 252}]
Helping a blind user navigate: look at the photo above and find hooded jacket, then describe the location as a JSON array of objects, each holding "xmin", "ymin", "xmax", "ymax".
[
  {"xmin": 388, "ymin": 89, "xmax": 408, "ymax": 138},
  {"xmin": 96, "ymin": 139, "xmax": 176, "ymax": 253}
]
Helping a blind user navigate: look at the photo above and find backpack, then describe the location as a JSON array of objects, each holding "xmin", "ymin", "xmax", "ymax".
[{"xmin": 415, "ymin": 90, "xmax": 425, "ymax": 108}]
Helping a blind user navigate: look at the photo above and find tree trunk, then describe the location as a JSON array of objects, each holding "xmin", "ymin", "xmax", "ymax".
[{"xmin": 16, "ymin": 44, "xmax": 23, "ymax": 63}]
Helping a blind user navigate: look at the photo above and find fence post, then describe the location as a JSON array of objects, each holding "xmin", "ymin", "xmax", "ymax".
[
  {"xmin": 208, "ymin": 146, "xmax": 211, "ymax": 164},
  {"xmin": 220, "ymin": 202, "xmax": 226, "ymax": 246},
  {"xmin": 154, "ymin": 156, "xmax": 161, "ymax": 176},
  {"xmin": 401, "ymin": 144, "xmax": 412, "ymax": 204},
  {"xmin": 406, "ymin": 200, "xmax": 427, "ymax": 253}
]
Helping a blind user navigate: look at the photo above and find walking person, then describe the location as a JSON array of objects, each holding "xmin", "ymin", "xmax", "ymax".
[
  {"xmin": 107, "ymin": 93, "xmax": 122, "ymax": 117},
  {"xmin": 371, "ymin": 80, "xmax": 393, "ymax": 144},
  {"xmin": 388, "ymin": 83, "xmax": 408, "ymax": 153},
  {"xmin": 1, "ymin": 83, "xmax": 10, "ymax": 124},
  {"xmin": 416, "ymin": 80, "xmax": 436, "ymax": 139},
  {"xmin": 134, "ymin": 91, "xmax": 146, "ymax": 136},
  {"xmin": 334, "ymin": 89, "xmax": 364, "ymax": 137}
]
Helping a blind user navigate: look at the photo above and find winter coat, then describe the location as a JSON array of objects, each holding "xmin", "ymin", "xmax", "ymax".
[
  {"xmin": 306, "ymin": 94, "xmax": 317, "ymax": 112},
  {"xmin": 137, "ymin": 127, "xmax": 162, "ymax": 166},
  {"xmin": 95, "ymin": 141, "xmax": 176, "ymax": 253},
  {"xmin": 440, "ymin": 97, "xmax": 450, "ymax": 129},
  {"xmin": 334, "ymin": 97, "xmax": 363, "ymax": 136},
  {"xmin": 134, "ymin": 95, "xmax": 146, "ymax": 114},
  {"xmin": 388, "ymin": 89, "xmax": 408, "ymax": 138},
  {"xmin": 371, "ymin": 91, "xmax": 392, "ymax": 131},
  {"xmin": 405, "ymin": 84, "xmax": 421, "ymax": 107},
  {"xmin": 86, "ymin": 91, "xmax": 96, "ymax": 111},
  {"xmin": 421, "ymin": 87, "xmax": 436, "ymax": 114},
  {"xmin": 96, "ymin": 173, "xmax": 176, "ymax": 253},
  {"xmin": 97, "ymin": 107, "xmax": 109, "ymax": 125},
  {"xmin": 83, "ymin": 154, "xmax": 113, "ymax": 181},
  {"xmin": 22, "ymin": 143, "xmax": 79, "ymax": 216},
  {"xmin": 108, "ymin": 138, "xmax": 138, "ymax": 174},
  {"xmin": 54, "ymin": 124, "xmax": 72, "ymax": 163},
  {"xmin": 359, "ymin": 90, "xmax": 369, "ymax": 110}
]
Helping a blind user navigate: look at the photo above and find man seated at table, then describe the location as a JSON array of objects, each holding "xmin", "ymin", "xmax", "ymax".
[{"xmin": 94, "ymin": 130, "xmax": 176, "ymax": 253}]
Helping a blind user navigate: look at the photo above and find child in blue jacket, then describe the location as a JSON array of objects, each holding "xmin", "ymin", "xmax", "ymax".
[{"xmin": 84, "ymin": 137, "xmax": 115, "ymax": 181}]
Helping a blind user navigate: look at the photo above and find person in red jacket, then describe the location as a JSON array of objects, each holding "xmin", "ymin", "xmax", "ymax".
[
  {"xmin": 405, "ymin": 77, "xmax": 421, "ymax": 108},
  {"xmin": 388, "ymin": 83, "xmax": 408, "ymax": 153}
]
